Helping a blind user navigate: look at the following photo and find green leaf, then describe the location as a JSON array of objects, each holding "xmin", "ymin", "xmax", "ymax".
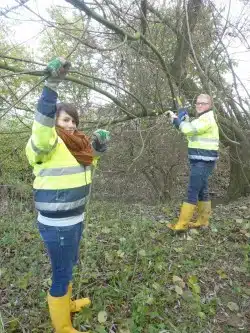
[
  {"xmin": 134, "ymin": 32, "xmax": 141, "ymax": 40},
  {"xmin": 96, "ymin": 325, "xmax": 107, "ymax": 333},
  {"xmin": 188, "ymin": 275, "xmax": 198, "ymax": 284},
  {"xmin": 192, "ymin": 284, "xmax": 201, "ymax": 294},
  {"xmin": 198, "ymin": 312, "xmax": 206, "ymax": 319},
  {"xmin": 217, "ymin": 269, "xmax": 228, "ymax": 279}
]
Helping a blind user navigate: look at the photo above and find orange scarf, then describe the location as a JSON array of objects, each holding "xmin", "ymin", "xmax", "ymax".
[{"xmin": 56, "ymin": 127, "xmax": 94, "ymax": 166}]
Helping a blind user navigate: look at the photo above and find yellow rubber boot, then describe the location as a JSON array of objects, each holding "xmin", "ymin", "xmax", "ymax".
[
  {"xmin": 68, "ymin": 283, "xmax": 91, "ymax": 313},
  {"xmin": 189, "ymin": 200, "xmax": 211, "ymax": 228},
  {"xmin": 47, "ymin": 293, "xmax": 89, "ymax": 333},
  {"xmin": 167, "ymin": 202, "xmax": 196, "ymax": 231}
]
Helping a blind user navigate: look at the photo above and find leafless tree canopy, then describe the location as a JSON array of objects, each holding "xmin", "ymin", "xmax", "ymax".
[{"xmin": 1, "ymin": 0, "xmax": 250, "ymax": 200}]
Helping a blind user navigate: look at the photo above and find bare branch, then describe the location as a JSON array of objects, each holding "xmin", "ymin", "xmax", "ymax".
[{"xmin": 0, "ymin": 61, "xmax": 136, "ymax": 117}]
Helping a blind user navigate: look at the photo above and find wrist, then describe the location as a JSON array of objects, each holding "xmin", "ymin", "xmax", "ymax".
[
  {"xmin": 92, "ymin": 140, "xmax": 107, "ymax": 153},
  {"xmin": 44, "ymin": 81, "xmax": 60, "ymax": 92},
  {"xmin": 41, "ymin": 86, "xmax": 58, "ymax": 103},
  {"xmin": 173, "ymin": 117, "xmax": 181, "ymax": 129}
]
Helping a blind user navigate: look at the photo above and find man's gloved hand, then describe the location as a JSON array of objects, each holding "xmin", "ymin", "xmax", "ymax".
[
  {"xmin": 45, "ymin": 57, "xmax": 71, "ymax": 92},
  {"xmin": 178, "ymin": 108, "xmax": 189, "ymax": 122},
  {"xmin": 92, "ymin": 129, "xmax": 110, "ymax": 153},
  {"xmin": 165, "ymin": 111, "xmax": 178, "ymax": 123}
]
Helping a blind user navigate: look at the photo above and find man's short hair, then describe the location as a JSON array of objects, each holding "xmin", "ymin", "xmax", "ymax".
[{"xmin": 197, "ymin": 94, "xmax": 213, "ymax": 106}]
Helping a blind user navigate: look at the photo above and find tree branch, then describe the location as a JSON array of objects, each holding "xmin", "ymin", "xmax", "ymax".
[{"xmin": 0, "ymin": 61, "xmax": 136, "ymax": 118}]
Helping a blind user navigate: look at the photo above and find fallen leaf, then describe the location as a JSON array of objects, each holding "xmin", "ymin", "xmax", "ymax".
[
  {"xmin": 139, "ymin": 249, "xmax": 146, "ymax": 257},
  {"xmin": 182, "ymin": 290, "xmax": 193, "ymax": 301},
  {"xmin": 242, "ymin": 288, "xmax": 250, "ymax": 296},
  {"xmin": 227, "ymin": 302, "xmax": 239, "ymax": 312},
  {"xmin": 117, "ymin": 250, "xmax": 125, "ymax": 258},
  {"xmin": 226, "ymin": 314, "xmax": 245, "ymax": 328},
  {"xmin": 0, "ymin": 268, "xmax": 6, "ymax": 277},
  {"xmin": 102, "ymin": 227, "xmax": 111, "ymax": 234},
  {"xmin": 173, "ymin": 275, "xmax": 182, "ymax": 283},
  {"xmin": 189, "ymin": 229, "xmax": 199, "ymax": 235},
  {"xmin": 118, "ymin": 327, "xmax": 131, "ymax": 333},
  {"xmin": 245, "ymin": 222, "xmax": 250, "ymax": 229},
  {"xmin": 173, "ymin": 247, "xmax": 183, "ymax": 253},
  {"xmin": 173, "ymin": 275, "xmax": 185, "ymax": 288},
  {"xmin": 152, "ymin": 282, "xmax": 161, "ymax": 290},
  {"xmin": 175, "ymin": 285, "xmax": 183, "ymax": 295},
  {"xmin": 98, "ymin": 311, "xmax": 108, "ymax": 323},
  {"xmin": 146, "ymin": 296, "xmax": 154, "ymax": 304}
]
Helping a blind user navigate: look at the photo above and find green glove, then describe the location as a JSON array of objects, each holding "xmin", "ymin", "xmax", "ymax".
[
  {"xmin": 45, "ymin": 57, "xmax": 71, "ymax": 92},
  {"xmin": 93, "ymin": 129, "xmax": 111, "ymax": 144}
]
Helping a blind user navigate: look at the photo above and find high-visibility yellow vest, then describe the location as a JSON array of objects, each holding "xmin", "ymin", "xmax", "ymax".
[
  {"xmin": 179, "ymin": 110, "xmax": 219, "ymax": 161},
  {"xmin": 26, "ymin": 87, "xmax": 93, "ymax": 223}
]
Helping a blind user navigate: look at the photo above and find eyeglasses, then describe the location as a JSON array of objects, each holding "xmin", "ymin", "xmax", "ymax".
[{"xmin": 196, "ymin": 102, "xmax": 209, "ymax": 106}]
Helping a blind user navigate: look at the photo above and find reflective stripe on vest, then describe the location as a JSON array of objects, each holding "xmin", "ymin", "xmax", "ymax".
[
  {"xmin": 188, "ymin": 137, "xmax": 219, "ymax": 144},
  {"xmin": 38, "ymin": 165, "xmax": 91, "ymax": 177},
  {"xmin": 35, "ymin": 197, "xmax": 87, "ymax": 211},
  {"xmin": 189, "ymin": 155, "xmax": 218, "ymax": 161},
  {"xmin": 31, "ymin": 137, "xmax": 58, "ymax": 154},
  {"xmin": 35, "ymin": 112, "xmax": 55, "ymax": 127}
]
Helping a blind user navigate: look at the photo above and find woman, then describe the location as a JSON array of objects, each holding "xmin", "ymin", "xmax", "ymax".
[
  {"xmin": 26, "ymin": 57, "xmax": 110, "ymax": 332},
  {"xmin": 167, "ymin": 94, "xmax": 219, "ymax": 232}
]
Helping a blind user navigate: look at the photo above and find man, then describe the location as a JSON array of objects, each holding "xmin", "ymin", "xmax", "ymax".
[{"xmin": 167, "ymin": 94, "xmax": 219, "ymax": 231}]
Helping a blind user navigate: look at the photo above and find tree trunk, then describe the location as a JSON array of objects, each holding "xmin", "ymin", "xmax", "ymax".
[
  {"xmin": 227, "ymin": 145, "xmax": 250, "ymax": 200},
  {"xmin": 142, "ymin": 168, "xmax": 171, "ymax": 203}
]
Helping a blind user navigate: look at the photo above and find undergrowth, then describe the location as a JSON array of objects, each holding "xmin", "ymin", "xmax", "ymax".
[{"xmin": 0, "ymin": 200, "xmax": 249, "ymax": 332}]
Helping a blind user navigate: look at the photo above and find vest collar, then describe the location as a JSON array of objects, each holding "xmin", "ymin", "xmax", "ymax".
[{"xmin": 197, "ymin": 109, "xmax": 213, "ymax": 118}]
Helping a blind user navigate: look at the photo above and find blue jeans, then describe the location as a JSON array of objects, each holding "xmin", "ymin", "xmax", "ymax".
[
  {"xmin": 38, "ymin": 222, "xmax": 83, "ymax": 297},
  {"xmin": 187, "ymin": 160, "xmax": 215, "ymax": 204}
]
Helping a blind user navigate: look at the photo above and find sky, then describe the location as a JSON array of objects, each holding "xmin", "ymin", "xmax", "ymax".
[{"xmin": 1, "ymin": 0, "xmax": 250, "ymax": 94}]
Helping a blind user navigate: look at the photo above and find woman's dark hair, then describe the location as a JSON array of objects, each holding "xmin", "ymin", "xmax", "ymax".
[{"xmin": 56, "ymin": 103, "xmax": 79, "ymax": 127}]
